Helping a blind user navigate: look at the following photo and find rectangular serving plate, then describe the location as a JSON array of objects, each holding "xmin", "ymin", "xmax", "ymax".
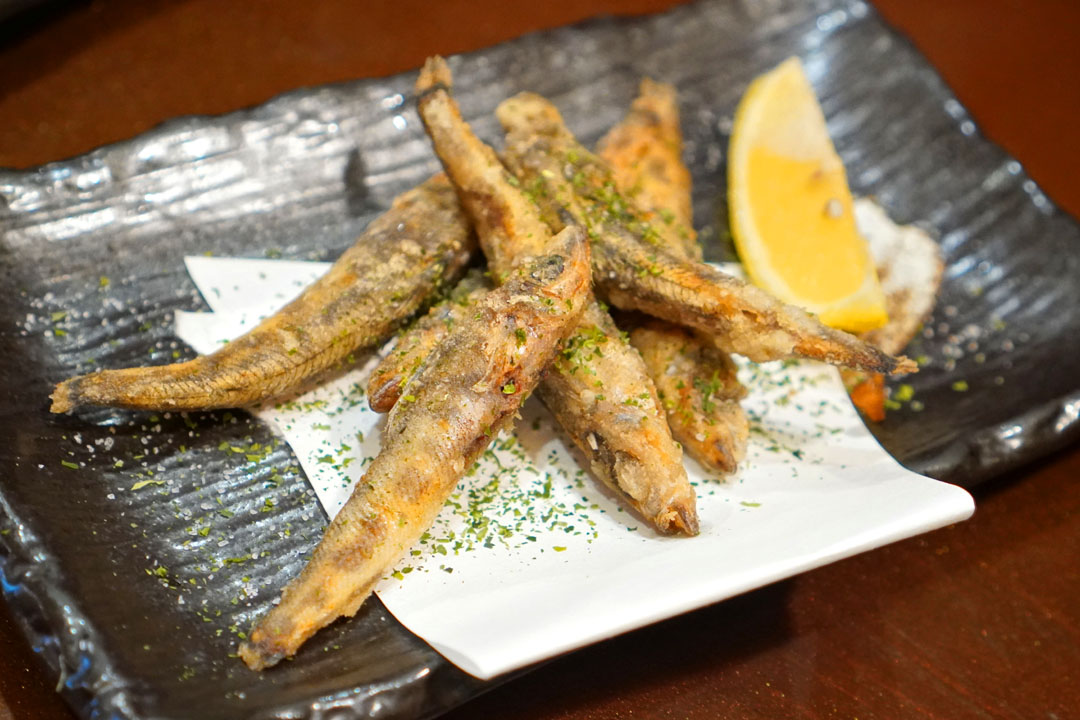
[{"xmin": 1, "ymin": 1, "xmax": 1078, "ymax": 718}]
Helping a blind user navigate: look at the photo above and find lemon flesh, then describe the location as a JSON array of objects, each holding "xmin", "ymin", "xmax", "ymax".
[{"xmin": 729, "ymin": 57, "xmax": 887, "ymax": 332}]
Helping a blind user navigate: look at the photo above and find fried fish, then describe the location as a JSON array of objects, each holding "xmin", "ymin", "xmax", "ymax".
[
  {"xmin": 599, "ymin": 79, "xmax": 749, "ymax": 473},
  {"xmin": 497, "ymin": 92, "xmax": 916, "ymax": 375},
  {"xmin": 415, "ymin": 56, "xmax": 698, "ymax": 535},
  {"xmin": 368, "ymin": 270, "xmax": 488, "ymax": 413},
  {"xmin": 51, "ymin": 175, "xmax": 475, "ymax": 413},
  {"xmin": 596, "ymin": 78, "xmax": 700, "ymax": 261},
  {"xmin": 629, "ymin": 320, "xmax": 748, "ymax": 473},
  {"xmin": 240, "ymin": 229, "xmax": 590, "ymax": 670}
]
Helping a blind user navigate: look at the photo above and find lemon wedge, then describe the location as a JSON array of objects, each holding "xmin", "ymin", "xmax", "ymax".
[{"xmin": 728, "ymin": 57, "xmax": 887, "ymax": 332}]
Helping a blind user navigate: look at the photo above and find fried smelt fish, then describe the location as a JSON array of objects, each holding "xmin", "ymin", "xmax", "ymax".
[
  {"xmin": 368, "ymin": 270, "xmax": 487, "ymax": 413},
  {"xmin": 599, "ymin": 79, "xmax": 749, "ymax": 472},
  {"xmin": 629, "ymin": 321, "xmax": 748, "ymax": 473},
  {"xmin": 50, "ymin": 175, "xmax": 475, "ymax": 414},
  {"xmin": 596, "ymin": 78, "xmax": 699, "ymax": 261},
  {"xmin": 416, "ymin": 56, "xmax": 697, "ymax": 535},
  {"xmin": 240, "ymin": 232, "xmax": 590, "ymax": 670},
  {"xmin": 541, "ymin": 301, "xmax": 699, "ymax": 529},
  {"xmin": 497, "ymin": 93, "xmax": 917, "ymax": 376}
]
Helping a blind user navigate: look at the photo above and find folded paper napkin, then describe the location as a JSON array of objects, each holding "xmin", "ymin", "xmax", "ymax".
[{"xmin": 175, "ymin": 256, "xmax": 973, "ymax": 679}]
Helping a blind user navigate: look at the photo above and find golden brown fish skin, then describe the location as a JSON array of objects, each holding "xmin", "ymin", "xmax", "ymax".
[
  {"xmin": 599, "ymin": 80, "xmax": 749, "ymax": 473},
  {"xmin": 540, "ymin": 302, "xmax": 697, "ymax": 533},
  {"xmin": 239, "ymin": 232, "xmax": 590, "ymax": 670},
  {"xmin": 497, "ymin": 93, "xmax": 916, "ymax": 376},
  {"xmin": 629, "ymin": 321, "xmax": 748, "ymax": 474},
  {"xmin": 596, "ymin": 78, "xmax": 699, "ymax": 260},
  {"xmin": 50, "ymin": 175, "xmax": 476, "ymax": 414},
  {"xmin": 416, "ymin": 56, "xmax": 697, "ymax": 535},
  {"xmin": 367, "ymin": 270, "xmax": 489, "ymax": 413}
]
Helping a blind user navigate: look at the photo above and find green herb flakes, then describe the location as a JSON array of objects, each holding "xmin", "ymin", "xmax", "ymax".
[{"xmin": 893, "ymin": 384, "xmax": 915, "ymax": 402}]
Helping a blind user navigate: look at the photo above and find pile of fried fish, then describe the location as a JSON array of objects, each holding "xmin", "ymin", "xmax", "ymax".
[{"xmin": 51, "ymin": 58, "xmax": 925, "ymax": 669}]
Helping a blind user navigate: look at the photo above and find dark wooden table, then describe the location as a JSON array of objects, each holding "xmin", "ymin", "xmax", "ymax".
[{"xmin": 2, "ymin": 2, "xmax": 1078, "ymax": 719}]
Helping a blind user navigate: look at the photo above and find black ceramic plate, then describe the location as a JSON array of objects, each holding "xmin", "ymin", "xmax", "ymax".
[{"xmin": 2, "ymin": 1, "xmax": 1078, "ymax": 718}]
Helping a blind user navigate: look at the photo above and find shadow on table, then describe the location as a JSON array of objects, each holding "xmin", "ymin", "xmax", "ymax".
[{"xmin": 443, "ymin": 581, "xmax": 794, "ymax": 719}]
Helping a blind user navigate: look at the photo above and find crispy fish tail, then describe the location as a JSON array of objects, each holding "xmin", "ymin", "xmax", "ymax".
[
  {"xmin": 416, "ymin": 56, "xmax": 697, "ymax": 535},
  {"xmin": 239, "ymin": 229, "xmax": 590, "ymax": 670},
  {"xmin": 51, "ymin": 175, "xmax": 475, "ymax": 414},
  {"xmin": 497, "ymin": 92, "xmax": 916, "ymax": 376},
  {"xmin": 599, "ymin": 254, "xmax": 918, "ymax": 374}
]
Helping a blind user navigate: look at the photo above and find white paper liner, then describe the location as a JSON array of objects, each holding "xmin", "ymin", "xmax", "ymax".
[{"xmin": 175, "ymin": 256, "xmax": 973, "ymax": 680}]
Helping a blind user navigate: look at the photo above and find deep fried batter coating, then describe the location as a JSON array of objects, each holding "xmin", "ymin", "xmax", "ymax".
[
  {"xmin": 596, "ymin": 78, "xmax": 699, "ymax": 260},
  {"xmin": 51, "ymin": 176, "xmax": 475, "ymax": 413},
  {"xmin": 630, "ymin": 321, "xmax": 748, "ymax": 473},
  {"xmin": 416, "ymin": 56, "xmax": 697, "ymax": 534},
  {"xmin": 497, "ymin": 93, "xmax": 916, "ymax": 376},
  {"xmin": 599, "ymin": 79, "xmax": 749, "ymax": 473},
  {"xmin": 241, "ymin": 230, "xmax": 590, "ymax": 670},
  {"xmin": 368, "ymin": 270, "xmax": 488, "ymax": 413}
]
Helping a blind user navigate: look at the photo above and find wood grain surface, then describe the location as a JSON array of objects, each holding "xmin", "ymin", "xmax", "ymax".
[{"xmin": 1, "ymin": 2, "xmax": 1078, "ymax": 719}]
